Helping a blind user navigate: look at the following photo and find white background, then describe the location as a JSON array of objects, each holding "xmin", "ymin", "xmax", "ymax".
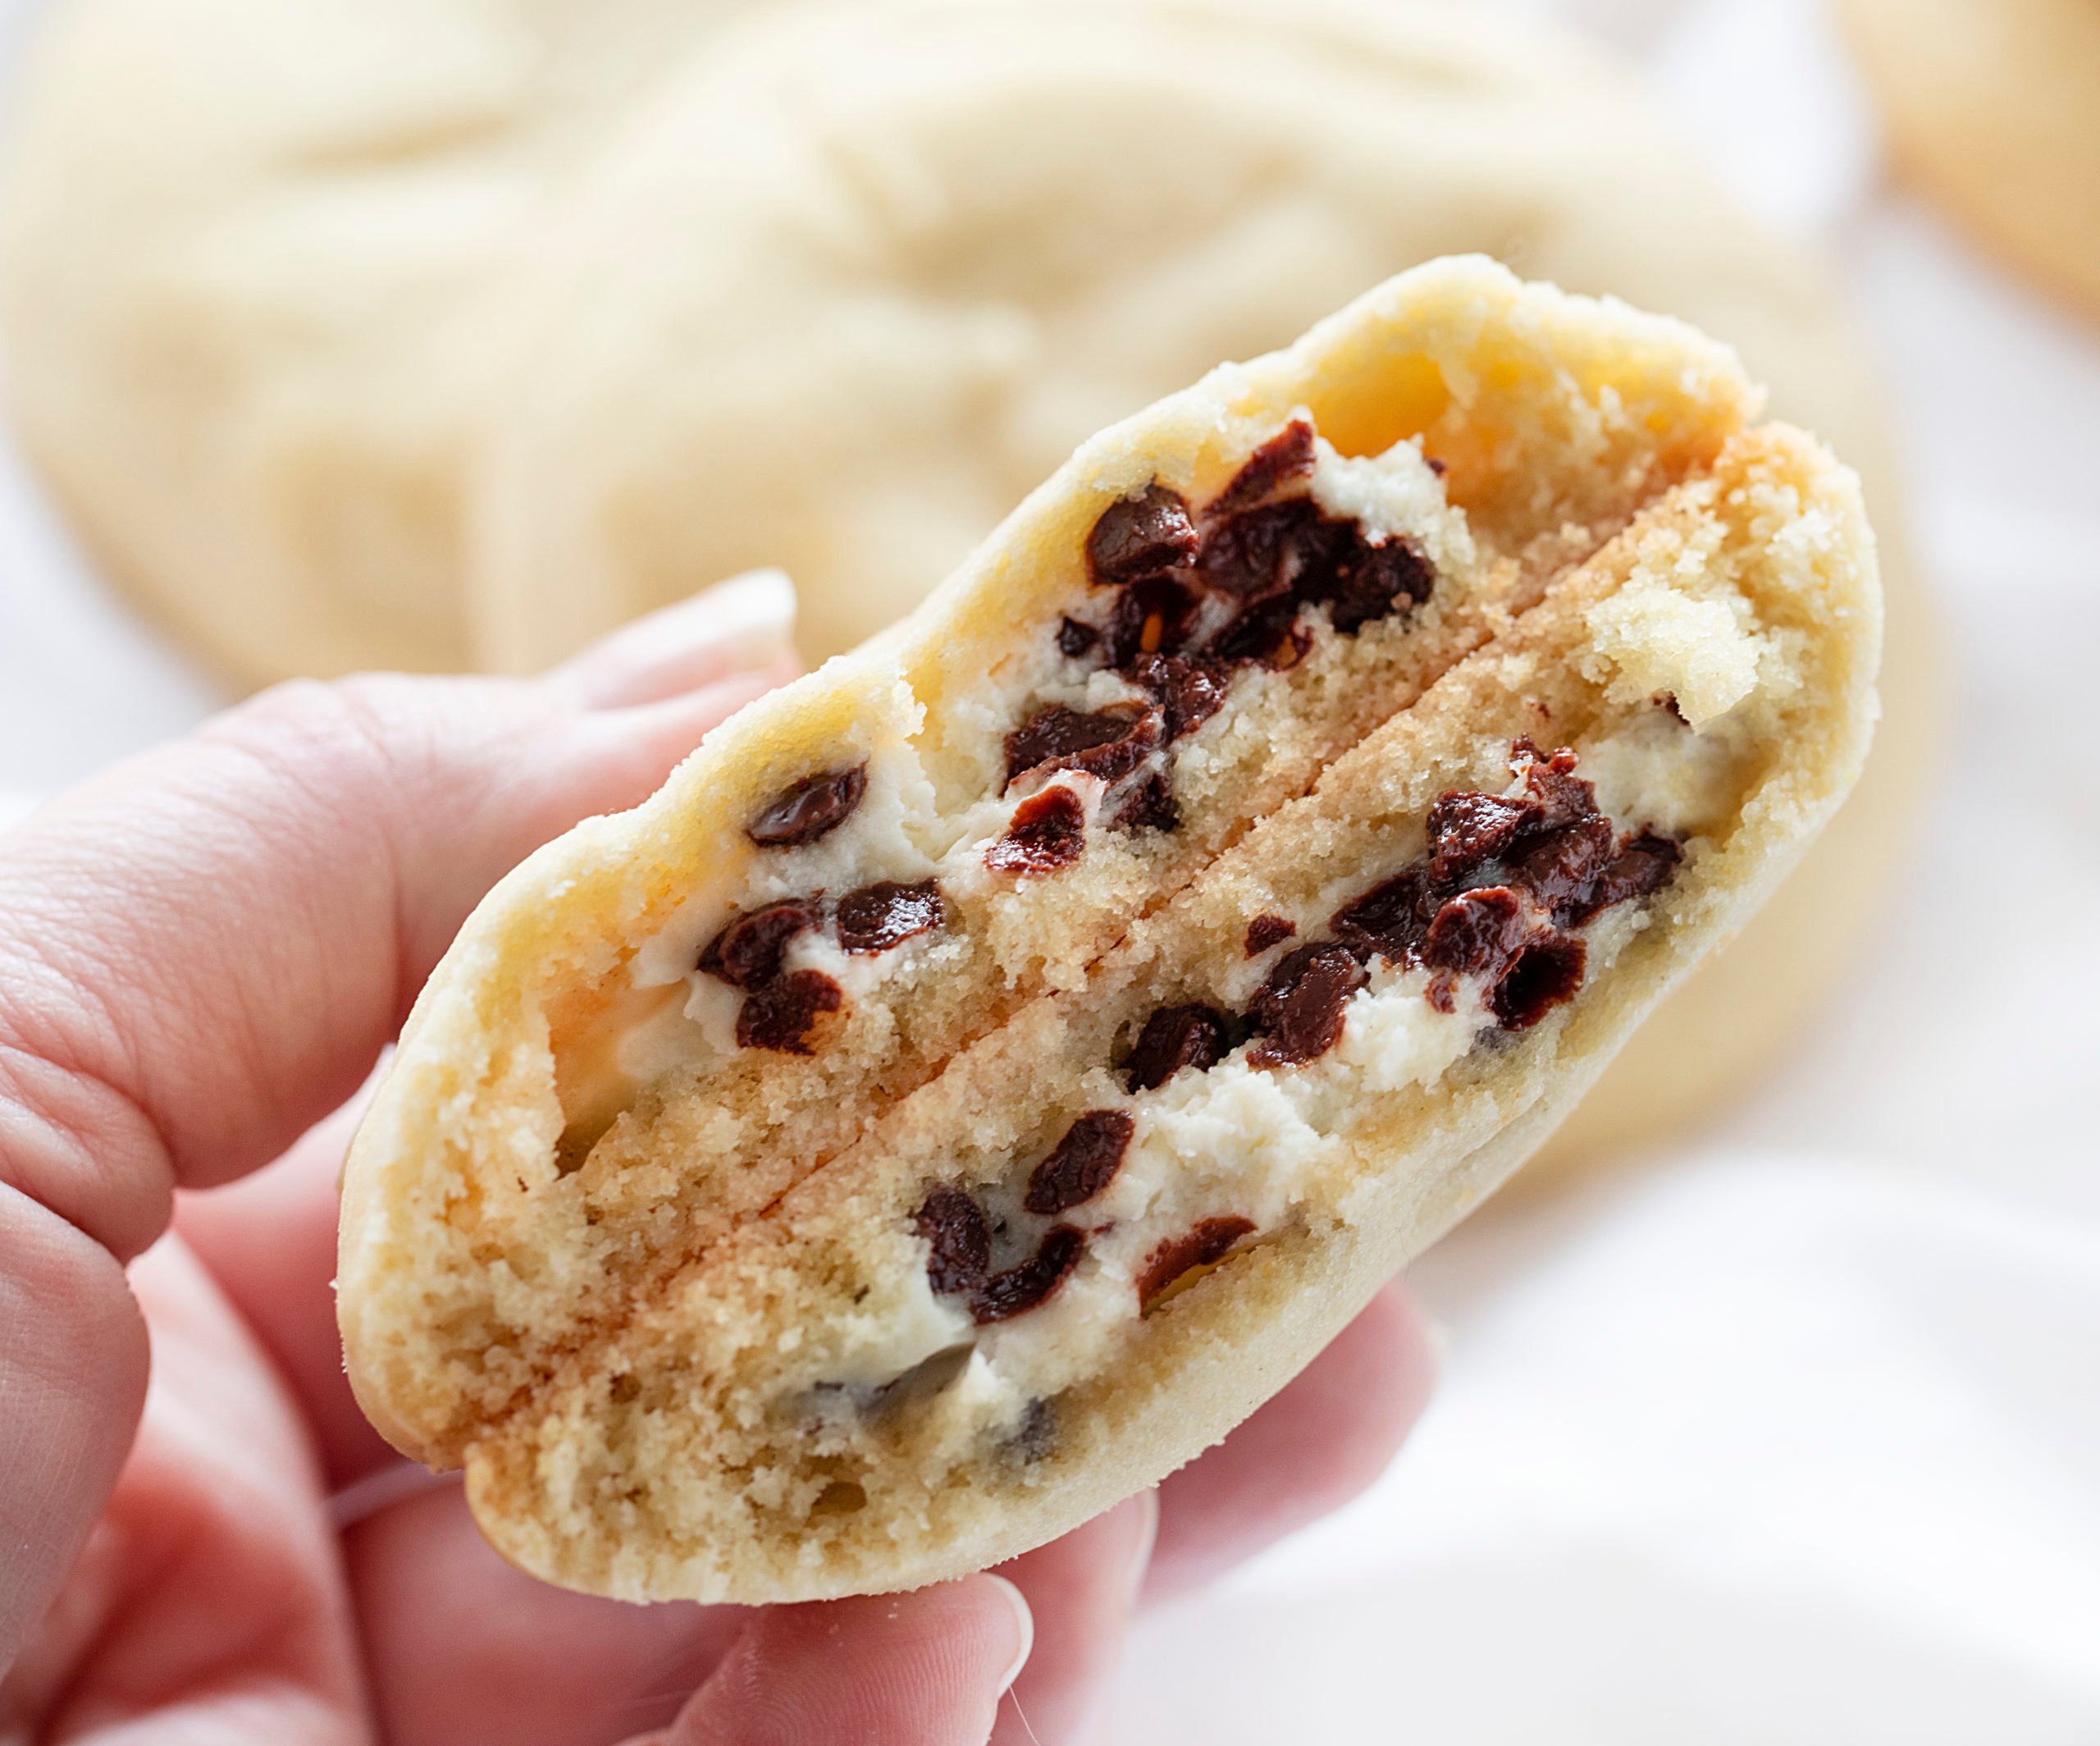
[{"xmin": 0, "ymin": 0, "xmax": 2094, "ymax": 1738}]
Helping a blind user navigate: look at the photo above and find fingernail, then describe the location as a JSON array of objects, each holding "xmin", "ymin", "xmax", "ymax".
[
  {"xmin": 982, "ymin": 1575, "xmax": 1035, "ymax": 1693},
  {"xmin": 555, "ymin": 569, "xmax": 798, "ymax": 709}
]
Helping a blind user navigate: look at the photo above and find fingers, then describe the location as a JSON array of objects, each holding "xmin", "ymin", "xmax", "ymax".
[
  {"xmin": 642, "ymin": 1580, "xmax": 1031, "ymax": 1746},
  {"xmin": 1145, "ymin": 1282, "xmax": 1436, "ymax": 1603},
  {"xmin": 989, "ymin": 1493, "xmax": 1155, "ymax": 1745},
  {"xmin": 555, "ymin": 571, "xmax": 798, "ymax": 709}
]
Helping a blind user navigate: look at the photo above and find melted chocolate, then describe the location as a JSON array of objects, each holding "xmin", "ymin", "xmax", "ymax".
[
  {"xmin": 747, "ymin": 765, "xmax": 868, "ymax": 848},
  {"xmin": 1057, "ymin": 616, "xmax": 1100, "ymax": 658},
  {"xmin": 1208, "ymin": 419, "xmax": 1317, "ymax": 515},
  {"xmin": 1005, "ymin": 703, "xmax": 1161, "ymax": 789},
  {"xmin": 1087, "ymin": 484, "xmax": 1198, "ymax": 586},
  {"xmin": 835, "ymin": 880, "xmax": 944, "ymax": 955},
  {"xmin": 1137, "ymin": 1216, "xmax": 1258, "ymax": 1309},
  {"xmin": 1110, "ymin": 771, "xmax": 1180, "ymax": 835},
  {"xmin": 915, "ymin": 1188, "xmax": 992, "ymax": 1296},
  {"xmin": 1419, "ymin": 886, "xmax": 1532, "ymax": 979},
  {"xmin": 1104, "ymin": 574, "xmax": 1202, "ymax": 666},
  {"xmin": 699, "ymin": 897, "xmax": 822, "ymax": 990},
  {"xmin": 1248, "ymin": 944, "xmax": 1367, "ymax": 1067},
  {"xmin": 971, "ymin": 1227, "xmax": 1086, "ymax": 1323},
  {"xmin": 1127, "ymin": 653, "xmax": 1229, "ymax": 743},
  {"xmin": 985, "ymin": 785, "xmax": 1088, "ymax": 875},
  {"xmin": 735, "ymin": 970, "xmax": 842, "ymax": 1054},
  {"xmin": 1024, "ymin": 1110, "xmax": 1135, "ymax": 1215},
  {"xmin": 1244, "ymin": 914, "xmax": 1297, "ymax": 957},
  {"xmin": 1490, "ymin": 937, "xmax": 1588, "ymax": 1030},
  {"xmin": 1124, "ymin": 1003, "xmax": 1235, "ymax": 1093},
  {"xmin": 1426, "ymin": 792, "xmax": 1542, "ymax": 889}
]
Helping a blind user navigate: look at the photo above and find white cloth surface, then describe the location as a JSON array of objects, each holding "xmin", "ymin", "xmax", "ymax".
[{"xmin": 0, "ymin": 0, "xmax": 2093, "ymax": 1735}]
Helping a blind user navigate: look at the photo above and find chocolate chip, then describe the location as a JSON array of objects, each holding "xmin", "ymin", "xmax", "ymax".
[
  {"xmin": 1510, "ymin": 817, "xmax": 1618, "ymax": 923},
  {"xmin": 1124, "ymin": 1003, "xmax": 1235, "ymax": 1092},
  {"xmin": 1208, "ymin": 589, "xmax": 1304, "ymax": 666},
  {"xmin": 1489, "ymin": 937, "xmax": 1586, "ymax": 1029},
  {"xmin": 915, "ymin": 1188, "xmax": 991, "ymax": 1296},
  {"xmin": 1137, "ymin": 1216, "xmax": 1257, "ymax": 1310},
  {"xmin": 1087, "ymin": 484, "xmax": 1198, "ymax": 587},
  {"xmin": 734, "ymin": 969, "xmax": 842, "ymax": 1053},
  {"xmin": 1248, "ymin": 943, "xmax": 1366, "ymax": 1067},
  {"xmin": 1244, "ymin": 914, "xmax": 1297, "ymax": 957},
  {"xmin": 1331, "ymin": 868, "xmax": 1432, "ymax": 962},
  {"xmin": 1110, "ymin": 771, "xmax": 1180, "ymax": 835},
  {"xmin": 1427, "ymin": 456, "xmax": 1448, "ymax": 477},
  {"xmin": 1512, "ymin": 738, "xmax": 1596, "ymax": 830},
  {"xmin": 1195, "ymin": 497, "xmax": 1318, "ymax": 604},
  {"xmin": 1104, "ymin": 574, "xmax": 1202, "ymax": 665},
  {"xmin": 1425, "ymin": 792, "xmax": 1543, "ymax": 889},
  {"xmin": 1004, "ymin": 703, "xmax": 1161, "ymax": 789},
  {"xmin": 1573, "ymin": 831, "xmax": 1682, "ymax": 923},
  {"xmin": 1302, "ymin": 537, "xmax": 1435, "ymax": 634},
  {"xmin": 1126, "ymin": 653, "xmax": 1229, "ymax": 742},
  {"xmin": 748, "ymin": 765, "xmax": 868, "ymax": 848},
  {"xmin": 1024, "ymin": 1110, "xmax": 1135, "ymax": 1214},
  {"xmin": 1208, "ymin": 419, "xmax": 1317, "ymax": 515},
  {"xmin": 985, "ymin": 785, "xmax": 1087, "ymax": 875},
  {"xmin": 699, "ymin": 897, "xmax": 823, "ymax": 989},
  {"xmin": 835, "ymin": 880, "xmax": 944, "ymax": 954},
  {"xmin": 1420, "ymin": 886, "xmax": 1532, "ymax": 979},
  {"xmin": 971, "ymin": 1226, "xmax": 1086, "ymax": 1323},
  {"xmin": 1057, "ymin": 616, "xmax": 1101, "ymax": 658}
]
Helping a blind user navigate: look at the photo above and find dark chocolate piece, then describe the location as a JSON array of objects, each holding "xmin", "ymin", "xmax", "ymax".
[
  {"xmin": 915, "ymin": 1188, "xmax": 992, "ymax": 1296},
  {"xmin": 1057, "ymin": 616, "xmax": 1100, "ymax": 658},
  {"xmin": 1110, "ymin": 771, "xmax": 1180, "ymax": 835},
  {"xmin": 1243, "ymin": 914, "xmax": 1297, "ymax": 957},
  {"xmin": 1331, "ymin": 868, "xmax": 1432, "ymax": 963},
  {"xmin": 1248, "ymin": 943, "xmax": 1367, "ymax": 1067},
  {"xmin": 1086, "ymin": 484, "xmax": 1198, "ymax": 587},
  {"xmin": 1024, "ymin": 1110, "xmax": 1135, "ymax": 1214},
  {"xmin": 1208, "ymin": 418, "xmax": 1316, "ymax": 515},
  {"xmin": 1004, "ymin": 703, "xmax": 1161, "ymax": 789},
  {"xmin": 1137, "ymin": 1217, "xmax": 1257, "ymax": 1309},
  {"xmin": 835, "ymin": 880, "xmax": 944, "ymax": 955},
  {"xmin": 1124, "ymin": 1003, "xmax": 1235, "ymax": 1092},
  {"xmin": 1573, "ymin": 831, "xmax": 1682, "ymax": 923},
  {"xmin": 747, "ymin": 765, "xmax": 868, "ymax": 848},
  {"xmin": 1425, "ymin": 791, "xmax": 1542, "ymax": 889},
  {"xmin": 734, "ymin": 969, "xmax": 843, "ymax": 1054},
  {"xmin": 1104, "ymin": 574, "xmax": 1201, "ymax": 665},
  {"xmin": 1490, "ymin": 937, "xmax": 1587, "ymax": 1030},
  {"xmin": 1302, "ymin": 537, "xmax": 1436, "ymax": 634},
  {"xmin": 699, "ymin": 897, "xmax": 823, "ymax": 990},
  {"xmin": 1510, "ymin": 817, "xmax": 1618, "ymax": 923},
  {"xmin": 971, "ymin": 1226, "xmax": 1087, "ymax": 1323},
  {"xmin": 985, "ymin": 785, "xmax": 1088, "ymax": 875},
  {"xmin": 1513, "ymin": 739, "xmax": 1597, "ymax": 831},
  {"xmin": 1127, "ymin": 653, "xmax": 1229, "ymax": 742},
  {"xmin": 1420, "ymin": 886, "xmax": 1532, "ymax": 979}
]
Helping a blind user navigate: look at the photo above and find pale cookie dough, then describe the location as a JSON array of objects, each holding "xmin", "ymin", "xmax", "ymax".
[
  {"xmin": 1842, "ymin": 0, "xmax": 2100, "ymax": 324},
  {"xmin": 338, "ymin": 261, "xmax": 1882, "ymax": 1602}
]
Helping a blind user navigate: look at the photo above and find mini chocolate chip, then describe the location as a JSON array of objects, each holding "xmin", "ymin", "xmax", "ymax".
[
  {"xmin": 1419, "ymin": 886, "xmax": 1532, "ymax": 980},
  {"xmin": 1058, "ymin": 616, "xmax": 1101, "ymax": 658},
  {"xmin": 748, "ymin": 765, "xmax": 868, "ymax": 848},
  {"xmin": 1126, "ymin": 653, "xmax": 1229, "ymax": 742},
  {"xmin": 1208, "ymin": 590, "xmax": 1304, "ymax": 666},
  {"xmin": 1331, "ymin": 867, "xmax": 1432, "ymax": 962},
  {"xmin": 971, "ymin": 1226, "xmax": 1086, "ymax": 1323},
  {"xmin": 1208, "ymin": 420, "xmax": 1317, "ymax": 515},
  {"xmin": 1137, "ymin": 1216, "xmax": 1257, "ymax": 1309},
  {"xmin": 1426, "ymin": 456, "xmax": 1448, "ymax": 477},
  {"xmin": 1303, "ymin": 537, "xmax": 1435, "ymax": 634},
  {"xmin": 1195, "ymin": 497, "xmax": 1321, "ymax": 603},
  {"xmin": 1110, "ymin": 771, "xmax": 1180, "ymax": 835},
  {"xmin": 1004, "ymin": 703, "xmax": 1161, "ymax": 789},
  {"xmin": 735, "ymin": 969, "xmax": 842, "ymax": 1053},
  {"xmin": 1124, "ymin": 1003, "xmax": 1235, "ymax": 1092},
  {"xmin": 1024, "ymin": 1110, "xmax": 1135, "ymax": 1214},
  {"xmin": 1510, "ymin": 817, "xmax": 1618, "ymax": 923},
  {"xmin": 985, "ymin": 785, "xmax": 1087, "ymax": 875},
  {"xmin": 1244, "ymin": 914, "xmax": 1297, "ymax": 957},
  {"xmin": 1007, "ymin": 1396, "xmax": 1059, "ymax": 1463},
  {"xmin": 915, "ymin": 1189, "xmax": 992, "ymax": 1296},
  {"xmin": 1105, "ymin": 574, "xmax": 1202, "ymax": 665},
  {"xmin": 1248, "ymin": 943, "xmax": 1366, "ymax": 1067},
  {"xmin": 1087, "ymin": 484, "xmax": 1198, "ymax": 586},
  {"xmin": 699, "ymin": 897, "xmax": 823, "ymax": 989},
  {"xmin": 1490, "ymin": 936, "xmax": 1587, "ymax": 1029},
  {"xmin": 1512, "ymin": 739, "xmax": 1596, "ymax": 830},
  {"xmin": 1573, "ymin": 831, "xmax": 1682, "ymax": 923},
  {"xmin": 1425, "ymin": 791, "xmax": 1543, "ymax": 889},
  {"xmin": 835, "ymin": 880, "xmax": 944, "ymax": 954}
]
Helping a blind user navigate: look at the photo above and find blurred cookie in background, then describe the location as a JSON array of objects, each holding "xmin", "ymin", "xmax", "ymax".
[
  {"xmin": 1840, "ymin": 0, "xmax": 2100, "ymax": 322},
  {"xmin": 0, "ymin": 0, "xmax": 1934, "ymax": 1172},
  {"xmin": 0, "ymin": 0, "xmax": 765, "ymax": 684}
]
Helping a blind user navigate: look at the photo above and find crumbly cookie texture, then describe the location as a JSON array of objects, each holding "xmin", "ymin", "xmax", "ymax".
[{"xmin": 339, "ymin": 258, "xmax": 1880, "ymax": 1602}]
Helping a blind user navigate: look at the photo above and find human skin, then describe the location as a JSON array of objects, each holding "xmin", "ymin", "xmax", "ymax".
[{"xmin": 0, "ymin": 575, "xmax": 1436, "ymax": 1744}]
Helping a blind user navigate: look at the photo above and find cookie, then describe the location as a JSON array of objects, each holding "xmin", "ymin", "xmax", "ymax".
[
  {"xmin": 1842, "ymin": 0, "xmax": 2100, "ymax": 323},
  {"xmin": 338, "ymin": 260, "xmax": 1883, "ymax": 1602}
]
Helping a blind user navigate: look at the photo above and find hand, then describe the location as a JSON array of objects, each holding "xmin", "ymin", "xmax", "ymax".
[{"xmin": 0, "ymin": 576, "xmax": 1436, "ymax": 1744}]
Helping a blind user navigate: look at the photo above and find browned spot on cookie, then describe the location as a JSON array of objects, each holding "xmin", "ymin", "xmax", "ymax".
[
  {"xmin": 747, "ymin": 764, "xmax": 868, "ymax": 848},
  {"xmin": 1244, "ymin": 913, "xmax": 1297, "ymax": 957},
  {"xmin": 835, "ymin": 880, "xmax": 944, "ymax": 955},
  {"xmin": 735, "ymin": 970, "xmax": 842, "ymax": 1054},
  {"xmin": 985, "ymin": 785, "xmax": 1087, "ymax": 875},
  {"xmin": 1248, "ymin": 943, "xmax": 1366, "ymax": 1067},
  {"xmin": 1024, "ymin": 1110, "xmax": 1135, "ymax": 1215},
  {"xmin": 971, "ymin": 1227, "xmax": 1086, "ymax": 1323},
  {"xmin": 1138, "ymin": 1216, "xmax": 1258, "ymax": 1310}
]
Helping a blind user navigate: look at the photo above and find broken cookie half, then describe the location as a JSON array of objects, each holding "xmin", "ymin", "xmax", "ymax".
[{"xmin": 338, "ymin": 257, "xmax": 1880, "ymax": 1603}]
